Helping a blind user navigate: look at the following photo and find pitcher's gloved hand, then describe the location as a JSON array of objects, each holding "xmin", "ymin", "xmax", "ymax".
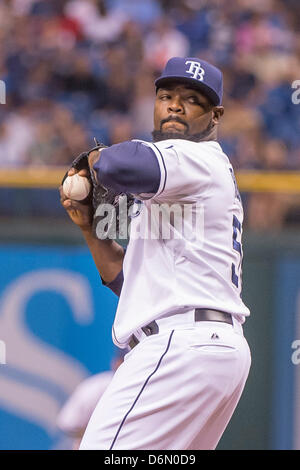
[{"xmin": 61, "ymin": 141, "xmax": 134, "ymax": 239}]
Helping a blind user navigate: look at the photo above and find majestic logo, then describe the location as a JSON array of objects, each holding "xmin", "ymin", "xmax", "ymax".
[{"xmin": 185, "ymin": 60, "xmax": 205, "ymax": 81}]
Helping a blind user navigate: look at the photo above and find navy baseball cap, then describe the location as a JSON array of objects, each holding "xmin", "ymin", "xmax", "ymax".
[{"xmin": 155, "ymin": 57, "xmax": 223, "ymax": 106}]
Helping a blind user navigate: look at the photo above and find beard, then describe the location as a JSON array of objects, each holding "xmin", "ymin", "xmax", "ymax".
[{"xmin": 152, "ymin": 119, "xmax": 215, "ymax": 143}]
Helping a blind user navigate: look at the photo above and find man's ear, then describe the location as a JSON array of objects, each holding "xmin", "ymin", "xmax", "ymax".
[{"xmin": 212, "ymin": 106, "xmax": 224, "ymax": 125}]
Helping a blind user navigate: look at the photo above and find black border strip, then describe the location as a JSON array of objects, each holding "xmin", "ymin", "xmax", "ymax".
[{"xmin": 109, "ymin": 330, "xmax": 175, "ymax": 450}]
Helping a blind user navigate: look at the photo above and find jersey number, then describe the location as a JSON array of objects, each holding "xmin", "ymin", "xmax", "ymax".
[{"xmin": 231, "ymin": 215, "xmax": 242, "ymax": 288}]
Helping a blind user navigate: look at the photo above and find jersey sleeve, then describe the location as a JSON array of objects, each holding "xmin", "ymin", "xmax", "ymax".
[
  {"xmin": 93, "ymin": 141, "xmax": 160, "ymax": 195},
  {"xmin": 135, "ymin": 140, "xmax": 212, "ymax": 203}
]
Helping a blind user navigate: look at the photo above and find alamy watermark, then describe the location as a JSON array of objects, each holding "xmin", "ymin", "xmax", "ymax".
[
  {"xmin": 291, "ymin": 80, "xmax": 300, "ymax": 105},
  {"xmin": 0, "ymin": 80, "xmax": 6, "ymax": 104},
  {"xmin": 291, "ymin": 339, "xmax": 300, "ymax": 365},
  {"xmin": 94, "ymin": 197, "xmax": 205, "ymax": 244},
  {"xmin": 0, "ymin": 340, "xmax": 6, "ymax": 364}
]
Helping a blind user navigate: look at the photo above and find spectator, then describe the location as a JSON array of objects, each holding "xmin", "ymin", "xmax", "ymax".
[
  {"xmin": 0, "ymin": 0, "xmax": 300, "ymax": 227},
  {"xmin": 56, "ymin": 349, "xmax": 126, "ymax": 450},
  {"xmin": 0, "ymin": 108, "xmax": 36, "ymax": 167},
  {"xmin": 64, "ymin": 0, "xmax": 128, "ymax": 44},
  {"xmin": 144, "ymin": 17, "xmax": 190, "ymax": 71}
]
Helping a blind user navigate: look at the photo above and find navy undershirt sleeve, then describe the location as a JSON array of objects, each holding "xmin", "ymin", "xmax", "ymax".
[
  {"xmin": 103, "ymin": 269, "xmax": 124, "ymax": 297},
  {"xmin": 93, "ymin": 141, "xmax": 161, "ymax": 194}
]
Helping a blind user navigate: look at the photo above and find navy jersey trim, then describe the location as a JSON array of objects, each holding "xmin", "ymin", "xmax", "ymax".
[
  {"xmin": 152, "ymin": 143, "xmax": 167, "ymax": 198},
  {"xmin": 112, "ymin": 324, "xmax": 124, "ymax": 347},
  {"xmin": 109, "ymin": 329, "xmax": 175, "ymax": 450}
]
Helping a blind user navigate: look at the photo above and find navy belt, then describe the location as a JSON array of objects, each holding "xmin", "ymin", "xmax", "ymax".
[
  {"xmin": 128, "ymin": 309, "xmax": 233, "ymax": 350},
  {"xmin": 194, "ymin": 308, "xmax": 233, "ymax": 325}
]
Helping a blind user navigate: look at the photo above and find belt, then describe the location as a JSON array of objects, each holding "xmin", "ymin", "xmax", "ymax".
[{"xmin": 128, "ymin": 309, "xmax": 233, "ymax": 350}]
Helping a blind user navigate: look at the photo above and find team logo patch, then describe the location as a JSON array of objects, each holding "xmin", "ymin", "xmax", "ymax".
[{"xmin": 185, "ymin": 60, "xmax": 205, "ymax": 81}]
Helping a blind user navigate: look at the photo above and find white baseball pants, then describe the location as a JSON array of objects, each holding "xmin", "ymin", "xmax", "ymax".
[{"xmin": 79, "ymin": 314, "xmax": 251, "ymax": 450}]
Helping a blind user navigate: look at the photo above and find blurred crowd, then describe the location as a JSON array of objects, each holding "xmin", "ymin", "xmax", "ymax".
[{"xmin": 0, "ymin": 0, "xmax": 300, "ymax": 227}]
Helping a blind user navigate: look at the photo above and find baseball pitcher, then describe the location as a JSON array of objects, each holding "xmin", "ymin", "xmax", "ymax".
[{"xmin": 60, "ymin": 56, "xmax": 251, "ymax": 450}]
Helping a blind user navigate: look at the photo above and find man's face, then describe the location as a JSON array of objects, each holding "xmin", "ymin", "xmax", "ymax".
[{"xmin": 153, "ymin": 82, "xmax": 222, "ymax": 141}]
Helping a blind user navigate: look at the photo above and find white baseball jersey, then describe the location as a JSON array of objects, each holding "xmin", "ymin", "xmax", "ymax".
[{"xmin": 112, "ymin": 139, "xmax": 250, "ymax": 347}]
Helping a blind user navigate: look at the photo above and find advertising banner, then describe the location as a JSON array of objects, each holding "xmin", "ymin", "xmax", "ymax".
[
  {"xmin": 273, "ymin": 257, "xmax": 300, "ymax": 449},
  {"xmin": 0, "ymin": 244, "xmax": 119, "ymax": 450}
]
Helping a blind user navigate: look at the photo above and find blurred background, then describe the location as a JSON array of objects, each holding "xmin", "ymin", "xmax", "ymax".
[{"xmin": 0, "ymin": 0, "xmax": 299, "ymax": 450}]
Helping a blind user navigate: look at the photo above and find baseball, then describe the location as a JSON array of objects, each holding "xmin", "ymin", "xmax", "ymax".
[{"xmin": 63, "ymin": 173, "xmax": 91, "ymax": 201}]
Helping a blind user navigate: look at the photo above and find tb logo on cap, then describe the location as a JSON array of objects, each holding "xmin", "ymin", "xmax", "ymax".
[{"xmin": 185, "ymin": 60, "xmax": 205, "ymax": 81}]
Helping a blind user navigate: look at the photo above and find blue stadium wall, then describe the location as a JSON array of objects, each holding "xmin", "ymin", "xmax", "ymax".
[{"xmin": 0, "ymin": 221, "xmax": 299, "ymax": 450}]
